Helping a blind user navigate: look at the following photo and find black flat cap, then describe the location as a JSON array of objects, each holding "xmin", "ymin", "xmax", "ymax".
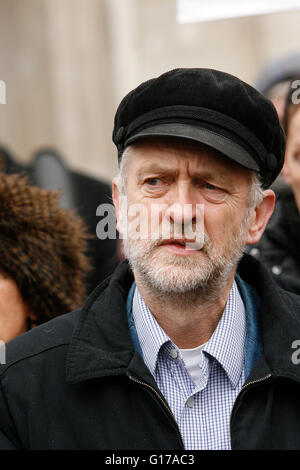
[{"xmin": 113, "ymin": 68, "xmax": 286, "ymax": 188}]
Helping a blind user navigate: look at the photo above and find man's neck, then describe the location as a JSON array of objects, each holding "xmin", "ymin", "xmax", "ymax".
[{"xmin": 133, "ymin": 270, "xmax": 236, "ymax": 349}]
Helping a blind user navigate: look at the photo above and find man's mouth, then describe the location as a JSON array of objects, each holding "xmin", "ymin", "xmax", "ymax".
[{"xmin": 160, "ymin": 239, "xmax": 203, "ymax": 252}]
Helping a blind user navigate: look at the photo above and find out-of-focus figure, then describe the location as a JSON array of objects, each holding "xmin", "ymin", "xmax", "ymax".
[
  {"xmin": 0, "ymin": 171, "xmax": 91, "ymax": 342},
  {"xmin": 249, "ymin": 79, "xmax": 300, "ymax": 294},
  {"xmin": 282, "ymin": 78, "xmax": 300, "ymax": 203},
  {"xmin": 255, "ymin": 54, "xmax": 300, "ymax": 191},
  {"xmin": 0, "ymin": 147, "xmax": 120, "ymax": 293},
  {"xmin": 255, "ymin": 53, "xmax": 300, "ymax": 126}
]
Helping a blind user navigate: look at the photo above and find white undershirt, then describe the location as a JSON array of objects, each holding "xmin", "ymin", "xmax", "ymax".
[{"xmin": 179, "ymin": 344, "xmax": 207, "ymax": 384}]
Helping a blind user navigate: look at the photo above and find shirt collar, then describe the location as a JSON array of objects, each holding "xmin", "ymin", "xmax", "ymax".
[
  {"xmin": 132, "ymin": 288, "xmax": 170, "ymax": 376},
  {"xmin": 132, "ymin": 280, "xmax": 246, "ymax": 388},
  {"xmin": 203, "ymin": 280, "xmax": 246, "ymax": 388}
]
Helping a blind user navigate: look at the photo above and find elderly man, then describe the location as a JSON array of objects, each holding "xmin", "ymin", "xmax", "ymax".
[{"xmin": 0, "ymin": 68, "xmax": 300, "ymax": 451}]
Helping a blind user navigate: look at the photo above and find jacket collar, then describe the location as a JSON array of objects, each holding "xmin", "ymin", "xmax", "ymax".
[
  {"xmin": 265, "ymin": 186, "xmax": 300, "ymax": 260},
  {"xmin": 66, "ymin": 255, "xmax": 300, "ymax": 385},
  {"xmin": 237, "ymin": 254, "xmax": 300, "ymax": 384},
  {"xmin": 66, "ymin": 260, "xmax": 156, "ymax": 386}
]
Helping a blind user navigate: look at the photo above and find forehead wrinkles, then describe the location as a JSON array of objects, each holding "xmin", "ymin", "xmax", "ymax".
[{"xmin": 128, "ymin": 140, "xmax": 229, "ymax": 177}]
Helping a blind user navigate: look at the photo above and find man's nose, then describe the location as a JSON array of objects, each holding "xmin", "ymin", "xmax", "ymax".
[{"xmin": 166, "ymin": 183, "xmax": 199, "ymax": 225}]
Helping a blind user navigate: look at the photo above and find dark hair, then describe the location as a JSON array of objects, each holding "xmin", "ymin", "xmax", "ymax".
[{"xmin": 0, "ymin": 172, "xmax": 92, "ymax": 325}]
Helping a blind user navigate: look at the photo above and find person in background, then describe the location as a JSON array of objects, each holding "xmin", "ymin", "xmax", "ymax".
[
  {"xmin": 0, "ymin": 146, "xmax": 120, "ymax": 293},
  {"xmin": 0, "ymin": 171, "xmax": 91, "ymax": 343},
  {"xmin": 249, "ymin": 79, "xmax": 300, "ymax": 294},
  {"xmin": 265, "ymin": 80, "xmax": 291, "ymax": 128}
]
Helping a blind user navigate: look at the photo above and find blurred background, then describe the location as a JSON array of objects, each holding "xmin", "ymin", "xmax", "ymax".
[{"xmin": 1, "ymin": 0, "xmax": 300, "ymax": 182}]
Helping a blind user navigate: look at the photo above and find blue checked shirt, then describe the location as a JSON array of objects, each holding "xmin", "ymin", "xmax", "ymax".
[{"xmin": 131, "ymin": 281, "xmax": 247, "ymax": 450}]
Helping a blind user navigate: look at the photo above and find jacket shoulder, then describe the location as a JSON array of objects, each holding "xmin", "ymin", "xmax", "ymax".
[
  {"xmin": 278, "ymin": 288, "xmax": 300, "ymax": 323},
  {"xmin": 0, "ymin": 309, "xmax": 81, "ymax": 374}
]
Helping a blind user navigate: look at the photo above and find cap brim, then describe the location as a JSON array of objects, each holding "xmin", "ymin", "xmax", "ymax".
[{"xmin": 124, "ymin": 123, "xmax": 259, "ymax": 172}]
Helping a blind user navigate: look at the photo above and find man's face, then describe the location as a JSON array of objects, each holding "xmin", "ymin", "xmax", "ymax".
[
  {"xmin": 114, "ymin": 138, "xmax": 253, "ymax": 295},
  {"xmin": 284, "ymin": 107, "xmax": 300, "ymax": 212}
]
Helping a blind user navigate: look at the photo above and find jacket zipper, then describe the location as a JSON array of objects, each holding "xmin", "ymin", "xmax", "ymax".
[
  {"xmin": 230, "ymin": 372, "xmax": 272, "ymax": 447},
  {"xmin": 239, "ymin": 373, "xmax": 272, "ymax": 392},
  {"xmin": 130, "ymin": 373, "xmax": 272, "ymax": 449},
  {"xmin": 128, "ymin": 375, "xmax": 184, "ymax": 448}
]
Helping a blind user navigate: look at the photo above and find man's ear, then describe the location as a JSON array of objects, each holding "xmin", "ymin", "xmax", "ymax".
[{"xmin": 246, "ymin": 189, "xmax": 275, "ymax": 245}]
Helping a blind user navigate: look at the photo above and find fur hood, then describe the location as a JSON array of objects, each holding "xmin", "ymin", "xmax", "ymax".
[{"xmin": 0, "ymin": 171, "xmax": 92, "ymax": 324}]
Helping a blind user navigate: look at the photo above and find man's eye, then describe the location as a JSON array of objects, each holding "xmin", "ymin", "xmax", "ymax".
[
  {"xmin": 202, "ymin": 182, "xmax": 227, "ymax": 202},
  {"xmin": 205, "ymin": 182, "xmax": 217, "ymax": 190},
  {"xmin": 145, "ymin": 178, "xmax": 163, "ymax": 186}
]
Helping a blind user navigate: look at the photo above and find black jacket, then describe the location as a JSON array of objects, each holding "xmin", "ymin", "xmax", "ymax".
[
  {"xmin": 1, "ymin": 255, "xmax": 300, "ymax": 450},
  {"xmin": 248, "ymin": 185, "xmax": 300, "ymax": 295}
]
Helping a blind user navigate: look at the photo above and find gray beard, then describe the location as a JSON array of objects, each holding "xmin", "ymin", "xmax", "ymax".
[{"xmin": 122, "ymin": 226, "xmax": 247, "ymax": 305}]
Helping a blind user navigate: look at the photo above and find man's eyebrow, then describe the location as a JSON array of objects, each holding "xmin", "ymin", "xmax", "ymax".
[
  {"xmin": 136, "ymin": 165, "xmax": 224, "ymax": 182},
  {"xmin": 136, "ymin": 165, "xmax": 176, "ymax": 178}
]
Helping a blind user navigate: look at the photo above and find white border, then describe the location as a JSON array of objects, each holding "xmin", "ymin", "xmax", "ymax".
[{"xmin": 177, "ymin": 0, "xmax": 300, "ymax": 24}]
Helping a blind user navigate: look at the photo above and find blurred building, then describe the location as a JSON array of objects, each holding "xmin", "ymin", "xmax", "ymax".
[{"xmin": 1, "ymin": 0, "xmax": 300, "ymax": 181}]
